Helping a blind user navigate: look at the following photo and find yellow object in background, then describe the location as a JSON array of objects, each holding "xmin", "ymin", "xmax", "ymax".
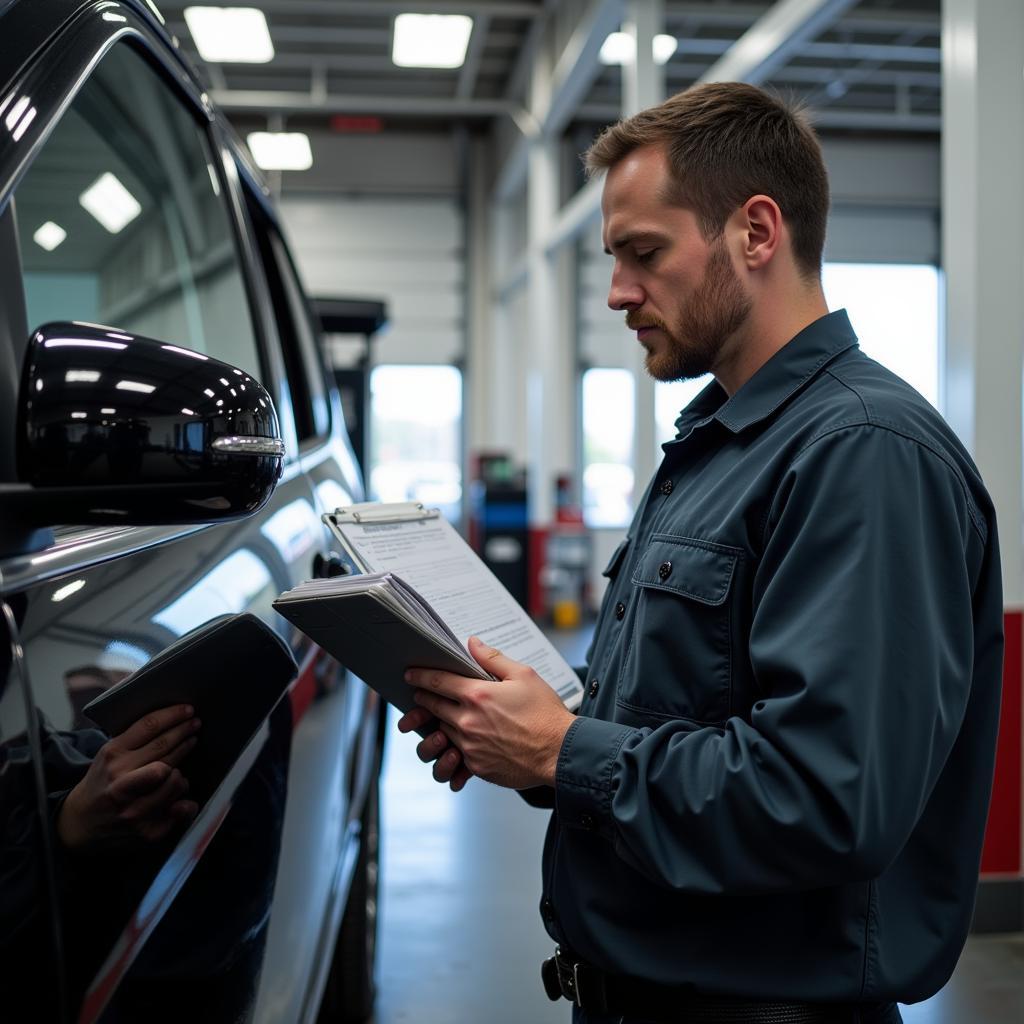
[{"xmin": 553, "ymin": 599, "xmax": 582, "ymax": 630}]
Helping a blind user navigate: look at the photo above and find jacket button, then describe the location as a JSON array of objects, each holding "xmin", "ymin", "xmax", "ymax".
[
  {"xmin": 659, "ymin": 479, "xmax": 674, "ymax": 495},
  {"xmin": 615, "ymin": 601, "xmax": 625, "ymax": 620},
  {"xmin": 589, "ymin": 680, "xmax": 600, "ymax": 699},
  {"xmin": 541, "ymin": 898, "xmax": 553, "ymax": 919},
  {"xmin": 580, "ymin": 814, "xmax": 596, "ymax": 830},
  {"xmin": 658, "ymin": 561, "xmax": 672, "ymax": 580}
]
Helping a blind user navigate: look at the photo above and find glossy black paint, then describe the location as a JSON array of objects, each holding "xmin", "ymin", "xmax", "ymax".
[
  {"xmin": 0, "ymin": 1, "xmax": 377, "ymax": 1021},
  {"xmin": 15, "ymin": 322, "xmax": 283, "ymax": 524}
]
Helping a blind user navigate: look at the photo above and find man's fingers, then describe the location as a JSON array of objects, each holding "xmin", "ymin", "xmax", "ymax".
[
  {"xmin": 397, "ymin": 706, "xmax": 433, "ymax": 734},
  {"xmin": 110, "ymin": 760, "xmax": 174, "ymax": 802},
  {"xmin": 449, "ymin": 765, "xmax": 473, "ymax": 792},
  {"xmin": 158, "ymin": 734, "xmax": 200, "ymax": 769},
  {"xmin": 467, "ymin": 635, "xmax": 524, "ymax": 680},
  {"xmin": 131, "ymin": 717, "xmax": 201, "ymax": 768},
  {"xmin": 114, "ymin": 765, "xmax": 190, "ymax": 821},
  {"xmin": 432, "ymin": 747, "xmax": 463, "ymax": 784},
  {"xmin": 117, "ymin": 705, "xmax": 196, "ymax": 750},
  {"xmin": 416, "ymin": 730, "xmax": 451, "ymax": 763},
  {"xmin": 412, "ymin": 688, "xmax": 460, "ymax": 723},
  {"xmin": 404, "ymin": 667, "xmax": 469, "ymax": 700}
]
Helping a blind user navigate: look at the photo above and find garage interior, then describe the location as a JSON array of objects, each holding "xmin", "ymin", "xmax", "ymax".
[{"xmin": 156, "ymin": 1, "xmax": 1023, "ymax": 1021}]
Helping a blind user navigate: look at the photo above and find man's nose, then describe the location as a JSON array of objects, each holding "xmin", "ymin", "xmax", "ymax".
[{"xmin": 607, "ymin": 267, "xmax": 643, "ymax": 311}]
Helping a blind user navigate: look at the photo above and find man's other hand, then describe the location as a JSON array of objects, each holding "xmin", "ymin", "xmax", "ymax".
[
  {"xmin": 399, "ymin": 636, "xmax": 576, "ymax": 791},
  {"xmin": 57, "ymin": 704, "xmax": 201, "ymax": 850}
]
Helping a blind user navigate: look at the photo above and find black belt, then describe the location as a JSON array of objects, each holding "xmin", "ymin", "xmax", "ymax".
[{"xmin": 542, "ymin": 947, "xmax": 873, "ymax": 1023}]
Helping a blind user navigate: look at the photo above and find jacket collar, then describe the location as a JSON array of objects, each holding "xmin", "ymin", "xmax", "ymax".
[{"xmin": 672, "ymin": 309, "xmax": 859, "ymax": 438}]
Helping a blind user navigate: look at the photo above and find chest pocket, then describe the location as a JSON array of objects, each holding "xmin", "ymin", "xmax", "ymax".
[{"xmin": 618, "ymin": 535, "xmax": 740, "ymax": 724}]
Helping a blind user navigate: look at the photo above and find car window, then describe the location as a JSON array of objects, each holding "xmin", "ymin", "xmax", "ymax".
[
  {"xmin": 12, "ymin": 42, "xmax": 261, "ymax": 378},
  {"xmin": 244, "ymin": 191, "xmax": 328, "ymax": 444}
]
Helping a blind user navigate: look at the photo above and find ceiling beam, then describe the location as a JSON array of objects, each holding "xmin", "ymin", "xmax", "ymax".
[
  {"xmin": 545, "ymin": 0, "xmax": 624, "ymax": 138},
  {"xmin": 544, "ymin": 0, "xmax": 863, "ymax": 254},
  {"xmin": 666, "ymin": 2, "xmax": 938, "ymax": 35},
  {"xmin": 175, "ymin": 1, "xmax": 545, "ymax": 16},
  {"xmin": 167, "ymin": 21, "xmax": 523, "ymax": 49},
  {"xmin": 210, "ymin": 89, "xmax": 515, "ymax": 117},
  {"xmin": 457, "ymin": 13, "xmax": 491, "ymax": 99},
  {"xmin": 494, "ymin": 0, "xmax": 623, "ymax": 201},
  {"xmin": 700, "ymin": 0, "xmax": 859, "ymax": 85},
  {"xmin": 576, "ymin": 103, "xmax": 941, "ymax": 133}
]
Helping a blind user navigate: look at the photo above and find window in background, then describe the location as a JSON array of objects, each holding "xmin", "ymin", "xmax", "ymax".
[
  {"xmin": 582, "ymin": 367, "xmax": 635, "ymax": 528},
  {"xmin": 822, "ymin": 263, "xmax": 941, "ymax": 408},
  {"xmin": 655, "ymin": 375, "xmax": 713, "ymax": 453},
  {"xmin": 370, "ymin": 364, "xmax": 462, "ymax": 523}
]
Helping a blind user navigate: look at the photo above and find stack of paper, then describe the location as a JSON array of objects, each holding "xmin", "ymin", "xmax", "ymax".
[
  {"xmin": 275, "ymin": 571, "xmax": 494, "ymax": 694},
  {"xmin": 273, "ymin": 502, "xmax": 584, "ymax": 714}
]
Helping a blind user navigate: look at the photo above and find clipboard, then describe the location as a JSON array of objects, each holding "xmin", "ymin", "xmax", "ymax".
[
  {"xmin": 277, "ymin": 502, "xmax": 584, "ymax": 712},
  {"xmin": 323, "ymin": 501, "xmax": 439, "ymax": 574}
]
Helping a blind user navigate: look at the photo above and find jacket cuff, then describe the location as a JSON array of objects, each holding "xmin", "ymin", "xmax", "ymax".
[{"xmin": 554, "ymin": 716, "xmax": 636, "ymax": 839}]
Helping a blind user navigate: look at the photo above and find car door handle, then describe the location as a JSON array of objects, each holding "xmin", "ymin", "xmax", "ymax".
[{"xmin": 313, "ymin": 551, "xmax": 349, "ymax": 579}]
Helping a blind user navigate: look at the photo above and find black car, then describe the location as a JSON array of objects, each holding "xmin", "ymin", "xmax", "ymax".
[{"xmin": 0, "ymin": 1, "xmax": 384, "ymax": 1020}]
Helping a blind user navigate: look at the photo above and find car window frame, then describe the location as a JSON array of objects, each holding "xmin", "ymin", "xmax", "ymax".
[
  {"xmin": 0, "ymin": 6, "xmax": 300, "ymax": 524},
  {"xmin": 240, "ymin": 184, "xmax": 334, "ymax": 453}
]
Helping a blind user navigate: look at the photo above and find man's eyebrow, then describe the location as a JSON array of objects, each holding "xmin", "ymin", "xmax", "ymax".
[{"xmin": 603, "ymin": 231, "xmax": 665, "ymax": 256}]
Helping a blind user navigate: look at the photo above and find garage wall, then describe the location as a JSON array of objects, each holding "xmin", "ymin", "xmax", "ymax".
[{"xmin": 279, "ymin": 195, "xmax": 465, "ymax": 369}]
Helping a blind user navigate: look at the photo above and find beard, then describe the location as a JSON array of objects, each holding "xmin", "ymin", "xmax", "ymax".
[{"xmin": 626, "ymin": 238, "xmax": 752, "ymax": 382}]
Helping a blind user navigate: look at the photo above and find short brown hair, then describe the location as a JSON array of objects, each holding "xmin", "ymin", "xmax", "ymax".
[{"xmin": 586, "ymin": 82, "xmax": 829, "ymax": 278}]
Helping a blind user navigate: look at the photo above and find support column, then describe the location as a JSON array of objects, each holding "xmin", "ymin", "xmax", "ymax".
[
  {"xmin": 622, "ymin": 0, "xmax": 666, "ymax": 502},
  {"xmin": 942, "ymin": 0, "xmax": 1024, "ymax": 910}
]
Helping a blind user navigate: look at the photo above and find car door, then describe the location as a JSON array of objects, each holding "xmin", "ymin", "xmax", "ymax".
[
  {"xmin": 234, "ymin": 173, "xmax": 383, "ymax": 1024},
  {"xmin": 0, "ymin": 9, "xmax": 334, "ymax": 1021}
]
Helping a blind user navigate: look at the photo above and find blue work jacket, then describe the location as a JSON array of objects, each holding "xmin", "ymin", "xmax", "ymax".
[{"xmin": 541, "ymin": 310, "xmax": 1004, "ymax": 1005}]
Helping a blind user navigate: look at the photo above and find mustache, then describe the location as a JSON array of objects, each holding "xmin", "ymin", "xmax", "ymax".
[{"xmin": 625, "ymin": 312, "xmax": 668, "ymax": 332}]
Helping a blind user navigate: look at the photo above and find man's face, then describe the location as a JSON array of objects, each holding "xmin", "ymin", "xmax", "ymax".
[{"xmin": 601, "ymin": 144, "xmax": 752, "ymax": 382}]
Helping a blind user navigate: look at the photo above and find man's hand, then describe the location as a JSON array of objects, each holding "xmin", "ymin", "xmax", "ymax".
[
  {"xmin": 398, "ymin": 636, "xmax": 576, "ymax": 791},
  {"xmin": 57, "ymin": 704, "xmax": 201, "ymax": 851}
]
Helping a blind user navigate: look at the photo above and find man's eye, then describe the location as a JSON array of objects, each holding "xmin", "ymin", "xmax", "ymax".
[{"xmin": 637, "ymin": 249, "xmax": 658, "ymax": 264}]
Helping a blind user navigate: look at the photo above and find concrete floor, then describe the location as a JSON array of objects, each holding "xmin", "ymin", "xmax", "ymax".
[{"xmin": 370, "ymin": 628, "xmax": 1024, "ymax": 1024}]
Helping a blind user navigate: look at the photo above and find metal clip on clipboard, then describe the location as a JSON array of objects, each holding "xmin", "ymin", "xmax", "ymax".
[
  {"xmin": 322, "ymin": 502, "xmax": 442, "ymax": 574},
  {"xmin": 327, "ymin": 501, "xmax": 441, "ymax": 526}
]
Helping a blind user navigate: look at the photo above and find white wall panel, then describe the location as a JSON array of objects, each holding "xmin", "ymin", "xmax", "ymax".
[{"xmin": 280, "ymin": 195, "xmax": 464, "ymax": 368}]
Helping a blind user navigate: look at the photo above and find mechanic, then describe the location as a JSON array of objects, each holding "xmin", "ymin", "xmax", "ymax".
[{"xmin": 399, "ymin": 82, "xmax": 1004, "ymax": 1024}]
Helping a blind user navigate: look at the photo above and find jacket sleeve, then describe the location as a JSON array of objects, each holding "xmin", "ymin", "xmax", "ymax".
[{"xmin": 553, "ymin": 424, "xmax": 997, "ymax": 892}]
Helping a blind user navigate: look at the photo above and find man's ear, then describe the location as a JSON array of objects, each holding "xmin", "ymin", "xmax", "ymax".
[{"xmin": 737, "ymin": 195, "xmax": 783, "ymax": 271}]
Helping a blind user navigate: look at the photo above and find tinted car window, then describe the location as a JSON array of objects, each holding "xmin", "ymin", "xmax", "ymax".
[{"xmin": 13, "ymin": 43, "xmax": 261, "ymax": 377}]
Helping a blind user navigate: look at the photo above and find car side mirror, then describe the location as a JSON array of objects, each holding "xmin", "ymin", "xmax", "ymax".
[{"xmin": 4, "ymin": 322, "xmax": 284, "ymax": 535}]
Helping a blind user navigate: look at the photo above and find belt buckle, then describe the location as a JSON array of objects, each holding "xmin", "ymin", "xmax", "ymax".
[{"xmin": 573, "ymin": 960, "xmax": 608, "ymax": 1014}]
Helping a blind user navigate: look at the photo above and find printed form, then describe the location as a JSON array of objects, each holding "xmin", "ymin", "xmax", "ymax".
[{"xmin": 335, "ymin": 514, "xmax": 583, "ymax": 707}]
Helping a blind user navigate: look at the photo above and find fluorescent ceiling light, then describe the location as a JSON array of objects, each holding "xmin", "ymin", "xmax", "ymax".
[
  {"xmin": 44, "ymin": 338, "xmax": 127, "ymax": 350},
  {"xmin": 79, "ymin": 172, "xmax": 142, "ymax": 233},
  {"xmin": 162, "ymin": 344, "xmax": 208, "ymax": 360},
  {"xmin": 101, "ymin": 407, "xmax": 116, "ymax": 414},
  {"xmin": 600, "ymin": 32, "xmax": 678, "ymax": 66},
  {"xmin": 246, "ymin": 131, "xmax": 313, "ymax": 170},
  {"xmin": 70, "ymin": 411, "xmax": 88, "ymax": 419},
  {"xmin": 184, "ymin": 6, "xmax": 274, "ymax": 63},
  {"xmin": 65, "ymin": 370, "xmax": 101, "ymax": 383},
  {"xmin": 34, "ymin": 221, "xmax": 67, "ymax": 251},
  {"xmin": 116, "ymin": 380, "xmax": 156, "ymax": 394},
  {"xmin": 653, "ymin": 34, "xmax": 678, "ymax": 65},
  {"xmin": 392, "ymin": 13, "xmax": 473, "ymax": 69},
  {"xmin": 52, "ymin": 579, "xmax": 86, "ymax": 602}
]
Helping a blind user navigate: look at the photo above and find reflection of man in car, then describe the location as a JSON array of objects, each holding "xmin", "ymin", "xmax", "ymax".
[
  {"xmin": 0, "ymin": 698, "xmax": 202, "ymax": 1019},
  {"xmin": 56, "ymin": 704, "xmax": 200, "ymax": 849}
]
